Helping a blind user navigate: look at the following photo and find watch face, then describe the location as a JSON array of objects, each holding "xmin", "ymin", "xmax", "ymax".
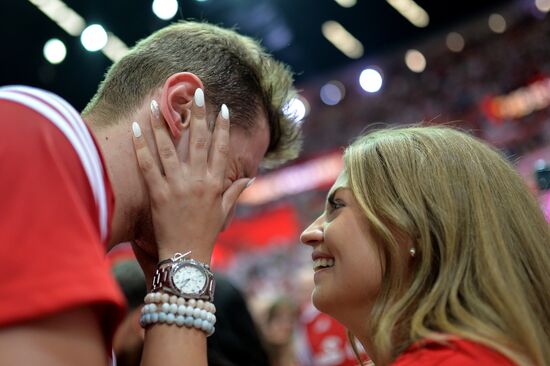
[{"xmin": 173, "ymin": 264, "xmax": 207, "ymax": 295}]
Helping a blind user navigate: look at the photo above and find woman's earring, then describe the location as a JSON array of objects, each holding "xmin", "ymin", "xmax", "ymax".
[{"xmin": 409, "ymin": 247, "xmax": 416, "ymax": 257}]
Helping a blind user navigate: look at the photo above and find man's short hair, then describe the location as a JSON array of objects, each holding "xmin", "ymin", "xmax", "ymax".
[{"xmin": 83, "ymin": 21, "xmax": 301, "ymax": 167}]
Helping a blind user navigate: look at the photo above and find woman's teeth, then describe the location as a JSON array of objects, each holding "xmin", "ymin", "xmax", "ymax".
[{"xmin": 313, "ymin": 258, "xmax": 335, "ymax": 271}]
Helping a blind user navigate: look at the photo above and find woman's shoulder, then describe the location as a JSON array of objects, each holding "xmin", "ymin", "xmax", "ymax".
[{"xmin": 391, "ymin": 338, "xmax": 516, "ymax": 366}]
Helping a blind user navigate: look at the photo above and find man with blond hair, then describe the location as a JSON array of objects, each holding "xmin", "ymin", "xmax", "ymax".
[{"xmin": 0, "ymin": 21, "xmax": 301, "ymax": 365}]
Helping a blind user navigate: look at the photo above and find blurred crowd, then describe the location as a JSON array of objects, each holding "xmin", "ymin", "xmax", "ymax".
[{"xmin": 300, "ymin": 14, "xmax": 550, "ymax": 161}]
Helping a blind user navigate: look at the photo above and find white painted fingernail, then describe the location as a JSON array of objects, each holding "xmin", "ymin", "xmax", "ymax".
[
  {"xmin": 132, "ymin": 122, "xmax": 142, "ymax": 138},
  {"xmin": 246, "ymin": 177, "xmax": 256, "ymax": 189},
  {"xmin": 221, "ymin": 104, "xmax": 229, "ymax": 120},
  {"xmin": 194, "ymin": 88, "xmax": 204, "ymax": 107},
  {"xmin": 150, "ymin": 99, "xmax": 160, "ymax": 120}
]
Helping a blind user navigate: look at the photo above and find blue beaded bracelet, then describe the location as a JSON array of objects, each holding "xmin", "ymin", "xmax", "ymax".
[{"xmin": 140, "ymin": 311, "xmax": 215, "ymax": 337}]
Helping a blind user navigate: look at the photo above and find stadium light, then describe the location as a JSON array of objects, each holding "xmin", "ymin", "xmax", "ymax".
[
  {"xmin": 405, "ymin": 49, "xmax": 426, "ymax": 73},
  {"xmin": 359, "ymin": 68, "xmax": 383, "ymax": 93},
  {"xmin": 334, "ymin": 0, "xmax": 357, "ymax": 8},
  {"xmin": 81, "ymin": 24, "xmax": 108, "ymax": 52},
  {"xmin": 386, "ymin": 0, "xmax": 429, "ymax": 28},
  {"xmin": 152, "ymin": 0, "xmax": 179, "ymax": 20},
  {"xmin": 322, "ymin": 21, "xmax": 364, "ymax": 59},
  {"xmin": 320, "ymin": 81, "xmax": 346, "ymax": 106},
  {"xmin": 43, "ymin": 38, "xmax": 67, "ymax": 64}
]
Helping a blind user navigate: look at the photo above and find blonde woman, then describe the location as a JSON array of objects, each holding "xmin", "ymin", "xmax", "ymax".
[
  {"xmin": 133, "ymin": 121, "xmax": 550, "ymax": 365},
  {"xmin": 300, "ymin": 127, "xmax": 550, "ymax": 366}
]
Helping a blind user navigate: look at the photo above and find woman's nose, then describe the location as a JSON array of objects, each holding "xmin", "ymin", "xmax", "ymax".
[{"xmin": 300, "ymin": 216, "xmax": 324, "ymax": 246}]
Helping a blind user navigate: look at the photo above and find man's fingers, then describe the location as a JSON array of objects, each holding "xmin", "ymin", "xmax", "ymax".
[
  {"xmin": 188, "ymin": 88, "xmax": 210, "ymax": 173},
  {"xmin": 209, "ymin": 104, "xmax": 230, "ymax": 180},
  {"xmin": 149, "ymin": 99, "xmax": 180, "ymax": 182},
  {"xmin": 132, "ymin": 121, "xmax": 166, "ymax": 199}
]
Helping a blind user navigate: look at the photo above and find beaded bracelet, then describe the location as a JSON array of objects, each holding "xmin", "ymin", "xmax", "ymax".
[
  {"xmin": 144, "ymin": 292, "xmax": 216, "ymax": 314},
  {"xmin": 139, "ymin": 310, "xmax": 215, "ymax": 336},
  {"xmin": 140, "ymin": 292, "xmax": 216, "ymax": 336},
  {"xmin": 141, "ymin": 302, "xmax": 216, "ymax": 325}
]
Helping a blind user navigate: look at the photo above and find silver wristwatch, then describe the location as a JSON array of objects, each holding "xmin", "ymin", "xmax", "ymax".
[{"xmin": 152, "ymin": 252, "xmax": 215, "ymax": 301}]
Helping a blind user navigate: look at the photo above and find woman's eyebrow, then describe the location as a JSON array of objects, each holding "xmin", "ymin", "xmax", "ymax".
[{"xmin": 327, "ymin": 187, "xmax": 343, "ymax": 201}]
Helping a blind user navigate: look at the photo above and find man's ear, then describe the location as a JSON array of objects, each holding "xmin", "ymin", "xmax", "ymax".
[{"xmin": 159, "ymin": 72, "xmax": 204, "ymax": 139}]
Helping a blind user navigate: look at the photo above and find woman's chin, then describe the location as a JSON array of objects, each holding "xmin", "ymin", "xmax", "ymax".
[{"xmin": 311, "ymin": 287, "xmax": 336, "ymax": 316}]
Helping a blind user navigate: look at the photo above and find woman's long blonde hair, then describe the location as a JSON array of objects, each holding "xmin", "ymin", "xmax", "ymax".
[{"xmin": 344, "ymin": 126, "xmax": 550, "ymax": 366}]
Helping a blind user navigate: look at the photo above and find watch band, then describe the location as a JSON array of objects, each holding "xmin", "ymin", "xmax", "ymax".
[{"xmin": 151, "ymin": 265, "xmax": 171, "ymax": 293}]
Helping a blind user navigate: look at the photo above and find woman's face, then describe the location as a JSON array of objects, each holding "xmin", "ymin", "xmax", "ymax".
[{"xmin": 300, "ymin": 172, "xmax": 384, "ymax": 327}]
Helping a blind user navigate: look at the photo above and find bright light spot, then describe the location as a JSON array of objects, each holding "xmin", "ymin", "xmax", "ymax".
[
  {"xmin": 359, "ymin": 68, "xmax": 383, "ymax": 93},
  {"xmin": 102, "ymin": 33, "xmax": 130, "ymax": 62},
  {"xmin": 152, "ymin": 0, "xmax": 179, "ymax": 20},
  {"xmin": 535, "ymin": 0, "xmax": 550, "ymax": 12},
  {"xmin": 80, "ymin": 24, "xmax": 108, "ymax": 52},
  {"xmin": 322, "ymin": 20, "xmax": 364, "ymax": 59},
  {"xmin": 334, "ymin": 0, "xmax": 357, "ymax": 8},
  {"xmin": 386, "ymin": 0, "xmax": 429, "ymax": 28},
  {"xmin": 535, "ymin": 159, "xmax": 547, "ymax": 170},
  {"xmin": 283, "ymin": 96, "xmax": 310, "ymax": 122},
  {"xmin": 43, "ymin": 38, "xmax": 67, "ymax": 64},
  {"xmin": 27, "ymin": 0, "xmax": 86, "ymax": 36},
  {"xmin": 195, "ymin": 0, "xmax": 208, "ymax": 2},
  {"xmin": 320, "ymin": 81, "xmax": 346, "ymax": 105},
  {"xmin": 446, "ymin": 32, "xmax": 465, "ymax": 53},
  {"xmin": 28, "ymin": 0, "xmax": 128, "ymax": 62},
  {"xmin": 488, "ymin": 13, "xmax": 506, "ymax": 34},
  {"xmin": 405, "ymin": 49, "xmax": 426, "ymax": 73}
]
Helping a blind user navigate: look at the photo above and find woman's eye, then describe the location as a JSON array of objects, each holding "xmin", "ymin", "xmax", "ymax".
[{"xmin": 328, "ymin": 196, "xmax": 345, "ymax": 210}]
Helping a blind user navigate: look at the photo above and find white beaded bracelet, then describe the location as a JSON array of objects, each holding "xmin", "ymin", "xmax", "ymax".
[
  {"xmin": 144, "ymin": 293, "xmax": 216, "ymax": 314},
  {"xmin": 141, "ymin": 302, "xmax": 217, "ymax": 325}
]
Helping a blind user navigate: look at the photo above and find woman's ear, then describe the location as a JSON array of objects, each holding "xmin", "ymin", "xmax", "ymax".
[{"xmin": 159, "ymin": 72, "xmax": 204, "ymax": 139}]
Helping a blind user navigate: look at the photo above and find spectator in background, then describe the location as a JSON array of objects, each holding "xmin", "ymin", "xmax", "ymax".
[
  {"xmin": 262, "ymin": 297, "xmax": 299, "ymax": 366},
  {"xmin": 300, "ymin": 126, "xmax": 550, "ymax": 366},
  {"xmin": 208, "ymin": 274, "xmax": 271, "ymax": 366},
  {"xmin": 112, "ymin": 258, "xmax": 147, "ymax": 366}
]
